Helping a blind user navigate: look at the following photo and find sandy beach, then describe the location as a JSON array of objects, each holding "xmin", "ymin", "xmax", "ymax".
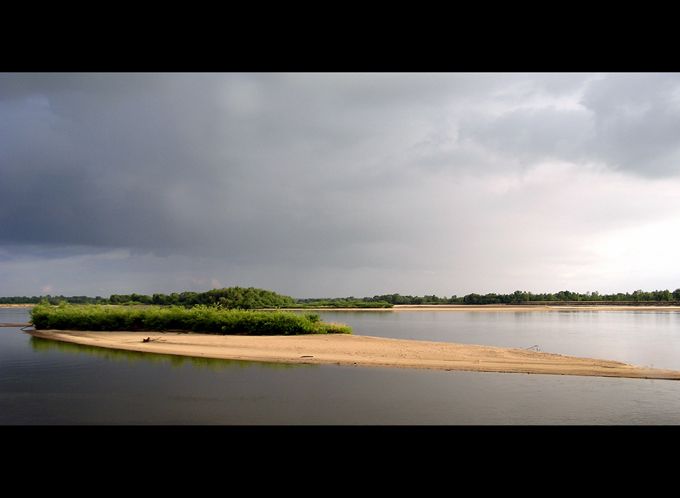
[{"xmin": 26, "ymin": 328, "xmax": 680, "ymax": 381}]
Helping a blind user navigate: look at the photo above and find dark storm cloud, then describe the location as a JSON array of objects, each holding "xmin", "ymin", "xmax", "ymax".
[
  {"xmin": 0, "ymin": 74, "xmax": 202, "ymax": 253},
  {"xmin": 1, "ymin": 73, "xmax": 437, "ymax": 265},
  {"xmin": 2, "ymin": 72, "xmax": 680, "ymax": 298}
]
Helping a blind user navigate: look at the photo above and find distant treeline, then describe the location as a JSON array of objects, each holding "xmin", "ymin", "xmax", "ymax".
[
  {"xmin": 296, "ymin": 288, "xmax": 680, "ymax": 306},
  {"xmin": 454, "ymin": 289, "xmax": 680, "ymax": 305},
  {"xmin": 2, "ymin": 287, "xmax": 680, "ymax": 308},
  {"xmin": 0, "ymin": 287, "xmax": 296, "ymax": 309},
  {"xmin": 0, "ymin": 295, "xmax": 107, "ymax": 305}
]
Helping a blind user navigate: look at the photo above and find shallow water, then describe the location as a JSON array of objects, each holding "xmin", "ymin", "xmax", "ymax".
[{"xmin": 2, "ymin": 307, "xmax": 680, "ymax": 425}]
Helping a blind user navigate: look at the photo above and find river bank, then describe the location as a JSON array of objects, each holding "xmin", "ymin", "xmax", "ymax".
[
  {"xmin": 26, "ymin": 329, "xmax": 680, "ymax": 381},
  {"xmin": 366, "ymin": 304, "xmax": 680, "ymax": 311},
  {"xmin": 7, "ymin": 303, "xmax": 680, "ymax": 311},
  {"xmin": 276, "ymin": 304, "xmax": 680, "ymax": 311}
]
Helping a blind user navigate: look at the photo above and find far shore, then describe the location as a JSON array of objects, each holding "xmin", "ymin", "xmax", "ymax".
[
  {"xmin": 295, "ymin": 304, "xmax": 680, "ymax": 311},
  {"xmin": 26, "ymin": 329, "xmax": 680, "ymax": 381},
  {"xmin": 5, "ymin": 303, "xmax": 680, "ymax": 311}
]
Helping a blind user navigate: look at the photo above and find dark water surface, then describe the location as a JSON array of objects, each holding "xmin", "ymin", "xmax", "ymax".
[{"xmin": 2, "ymin": 307, "xmax": 680, "ymax": 425}]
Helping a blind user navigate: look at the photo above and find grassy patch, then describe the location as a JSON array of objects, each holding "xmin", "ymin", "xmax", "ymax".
[{"xmin": 29, "ymin": 303, "xmax": 352, "ymax": 336}]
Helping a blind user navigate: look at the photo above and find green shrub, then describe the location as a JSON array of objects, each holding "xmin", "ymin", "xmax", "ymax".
[{"xmin": 29, "ymin": 303, "xmax": 352, "ymax": 336}]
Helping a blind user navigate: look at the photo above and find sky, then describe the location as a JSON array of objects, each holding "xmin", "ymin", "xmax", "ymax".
[{"xmin": 1, "ymin": 72, "xmax": 680, "ymax": 299}]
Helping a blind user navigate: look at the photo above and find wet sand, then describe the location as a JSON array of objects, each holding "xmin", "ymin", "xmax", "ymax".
[{"xmin": 27, "ymin": 328, "xmax": 680, "ymax": 381}]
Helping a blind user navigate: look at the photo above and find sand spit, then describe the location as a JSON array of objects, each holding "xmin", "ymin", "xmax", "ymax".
[{"xmin": 26, "ymin": 329, "xmax": 680, "ymax": 381}]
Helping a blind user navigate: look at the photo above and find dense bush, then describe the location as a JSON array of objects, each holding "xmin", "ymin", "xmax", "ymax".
[
  {"xmin": 145, "ymin": 286, "xmax": 298, "ymax": 309},
  {"xmin": 29, "ymin": 303, "xmax": 352, "ymax": 336}
]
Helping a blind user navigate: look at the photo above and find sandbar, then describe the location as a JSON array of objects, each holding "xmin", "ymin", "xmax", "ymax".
[{"xmin": 26, "ymin": 329, "xmax": 680, "ymax": 381}]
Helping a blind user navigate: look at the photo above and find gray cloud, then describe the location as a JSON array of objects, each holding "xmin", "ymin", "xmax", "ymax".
[
  {"xmin": 579, "ymin": 73, "xmax": 680, "ymax": 176},
  {"xmin": 2, "ymin": 72, "xmax": 680, "ymax": 298}
]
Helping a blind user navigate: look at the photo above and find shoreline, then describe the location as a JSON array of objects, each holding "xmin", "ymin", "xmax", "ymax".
[
  {"xmin": 317, "ymin": 304, "xmax": 680, "ymax": 311},
  {"xmin": 6, "ymin": 304, "xmax": 680, "ymax": 311},
  {"xmin": 26, "ymin": 329, "xmax": 680, "ymax": 381}
]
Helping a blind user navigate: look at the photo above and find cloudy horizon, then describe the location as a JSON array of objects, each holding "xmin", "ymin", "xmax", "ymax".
[{"xmin": 2, "ymin": 72, "xmax": 680, "ymax": 299}]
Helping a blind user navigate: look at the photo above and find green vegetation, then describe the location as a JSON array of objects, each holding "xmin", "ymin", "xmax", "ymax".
[
  {"xmin": 450, "ymin": 288, "xmax": 680, "ymax": 305},
  {"xmin": 3, "ymin": 286, "xmax": 680, "ymax": 308},
  {"xmin": 0, "ymin": 295, "xmax": 107, "ymax": 305},
  {"xmin": 1, "ymin": 287, "xmax": 298, "ymax": 308},
  {"xmin": 119, "ymin": 287, "xmax": 298, "ymax": 308},
  {"xmin": 317, "ymin": 288, "xmax": 680, "ymax": 306},
  {"xmin": 29, "ymin": 303, "xmax": 352, "ymax": 336}
]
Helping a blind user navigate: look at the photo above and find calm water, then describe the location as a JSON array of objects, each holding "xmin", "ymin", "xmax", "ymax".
[{"xmin": 2, "ymin": 307, "xmax": 680, "ymax": 425}]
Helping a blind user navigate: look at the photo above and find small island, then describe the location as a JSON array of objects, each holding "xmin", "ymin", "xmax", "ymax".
[
  {"xmin": 13, "ymin": 288, "xmax": 680, "ymax": 381},
  {"xmin": 24, "ymin": 302, "xmax": 680, "ymax": 381}
]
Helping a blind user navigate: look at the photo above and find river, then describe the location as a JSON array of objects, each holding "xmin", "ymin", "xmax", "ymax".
[{"xmin": 2, "ymin": 306, "xmax": 680, "ymax": 424}]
